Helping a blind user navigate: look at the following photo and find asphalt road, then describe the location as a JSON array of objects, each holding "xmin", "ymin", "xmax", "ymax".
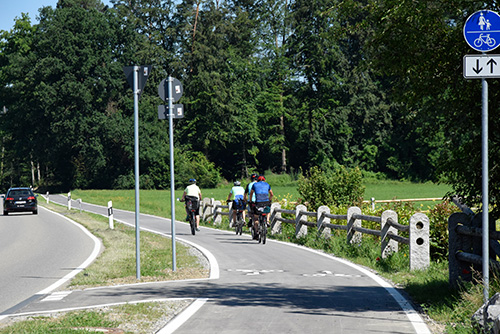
[
  {"xmin": 0, "ymin": 206, "xmax": 100, "ymax": 317},
  {"xmin": 19, "ymin": 195, "xmax": 431, "ymax": 333}
]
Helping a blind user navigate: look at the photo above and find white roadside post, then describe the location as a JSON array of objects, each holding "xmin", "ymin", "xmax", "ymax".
[
  {"xmin": 108, "ymin": 200, "xmax": 114, "ymax": 229},
  {"xmin": 67, "ymin": 192, "xmax": 71, "ymax": 210}
]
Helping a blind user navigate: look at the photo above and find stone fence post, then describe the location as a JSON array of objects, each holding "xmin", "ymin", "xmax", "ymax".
[
  {"xmin": 295, "ymin": 204, "xmax": 308, "ymax": 238},
  {"xmin": 270, "ymin": 202, "xmax": 281, "ymax": 234},
  {"xmin": 317, "ymin": 205, "xmax": 331, "ymax": 238},
  {"xmin": 381, "ymin": 210, "xmax": 398, "ymax": 258},
  {"xmin": 202, "ymin": 197, "xmax": 212, "ymax": 221},
  {"xmin": 347, "ymin": 206, "xmax": 362, "ymax": 244},
  {"xmin": 213, "ymin": 200, "xmax": 222, "ymax": 225},
  {"xmin": 409, "ymin": 212, "xmax": 430, "ymax": 271}
]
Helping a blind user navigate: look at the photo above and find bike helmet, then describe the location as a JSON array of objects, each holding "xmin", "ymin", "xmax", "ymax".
[
  {"xmin": 188, "ymin": 178, "xmax": 196, "ymax": 184},
  {"xmin": 234, "ymin": 181, "xmax": 241, "ymax": 186},
  {"xmin": 250, "ymin": 173, "xmax": 258, "ymax": 181},
  {"xmin": 257, "ymin": 175, "xmax": 265, "ymax": 181}
]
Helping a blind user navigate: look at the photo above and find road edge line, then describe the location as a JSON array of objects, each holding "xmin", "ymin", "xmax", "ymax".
[{"xmin": 156, "ymin": 298, "xmax": 208, "ymax": 334}]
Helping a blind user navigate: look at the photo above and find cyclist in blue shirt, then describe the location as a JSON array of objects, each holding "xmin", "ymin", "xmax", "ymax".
[
  {"xmin": 244, "ymin": 173, "xmax": 258, "ymax": 227},
  {"xmin": 249, "ymin": 175, "xmax": 273, "ymax": 237}
]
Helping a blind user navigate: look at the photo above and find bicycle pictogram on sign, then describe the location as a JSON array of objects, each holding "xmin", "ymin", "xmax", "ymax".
[{"xmin": 464, "ymin": 10, "xmax": 500, "ymax": 52}]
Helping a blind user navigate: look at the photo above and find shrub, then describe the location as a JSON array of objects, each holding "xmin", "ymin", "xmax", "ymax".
[
  {"xmin": 428, "ymin": 200, "xmax": 460, "ymax": 260},
  {"xmin": 297, "ymin": 165, "xmax": 365, "ymax": 209}
]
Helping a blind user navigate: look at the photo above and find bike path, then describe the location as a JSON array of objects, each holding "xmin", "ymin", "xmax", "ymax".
[{"xmin": 8, "ymin": 195, "xmax": 431, "ymax": 334}]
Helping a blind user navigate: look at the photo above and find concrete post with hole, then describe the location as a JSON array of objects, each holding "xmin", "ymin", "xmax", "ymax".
[{"xmin": 409, "ymin": 212, "xmax": 430, "ymax": 271}]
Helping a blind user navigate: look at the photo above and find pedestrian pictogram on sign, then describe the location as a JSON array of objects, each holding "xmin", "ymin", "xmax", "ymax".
[{"xmin": 464, "ymin": 10, "xmax": 500, "ymax": 52}]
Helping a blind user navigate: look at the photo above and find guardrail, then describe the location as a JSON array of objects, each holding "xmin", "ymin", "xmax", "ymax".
[
  {"xmin": 448, "ymin": 210, "xmax": 500, "ymax": 288},
  {"xmin": 202, "ymin": 199, "xmax": 430, "ymax": 271}
]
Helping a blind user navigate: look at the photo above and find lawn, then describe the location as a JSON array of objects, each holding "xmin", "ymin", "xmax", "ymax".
[{"xmin": 70, "ymin": 181, "xmax": 452, "ymax": 217}]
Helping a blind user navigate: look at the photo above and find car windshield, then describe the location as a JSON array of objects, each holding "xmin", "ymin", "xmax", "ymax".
[{"xmin": 8, "ymin": 190, "xmax": 32, "ymax": 197}]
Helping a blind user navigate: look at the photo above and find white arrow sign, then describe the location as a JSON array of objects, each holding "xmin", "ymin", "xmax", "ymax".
[{"xmin": 463, "ymin": 54, "xmax": 500, "ymax": 78}]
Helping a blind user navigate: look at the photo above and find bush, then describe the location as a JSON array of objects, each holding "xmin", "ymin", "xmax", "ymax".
[
  {"xmin": 297, "ymin": 165, "xmax": 365, "ymax": 209},
  {"xmin": 175, "ymin": 151, "xmax": 222, "ymax": 189},
  {"xmin": 428, "ymin": 200, "xmax": 460, "ymax": 260}
]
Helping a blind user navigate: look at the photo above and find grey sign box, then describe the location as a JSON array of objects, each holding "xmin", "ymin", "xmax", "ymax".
[
  {"xmin": 158, "ymin": 104, "xmax": 184, "ymax": 119},
  {"xmin": 123, "ymin": 65, "xmax": 152, "ymax": 98},
  {"xmin": 158, "ymin": 78, "xmax": 183, "ymax": 102}
]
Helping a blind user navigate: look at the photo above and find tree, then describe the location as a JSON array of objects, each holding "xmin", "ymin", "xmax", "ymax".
[
  {"xmin": 175, "ymin": 0, "xmax": 262, "ymax": 179},
  {"xmin": 363, "ymin": 1, "xmax": 500, "ymax": 211},
  {"xmin": 0, "ymin": 0, "xmax": 137, "ymax": 190}
]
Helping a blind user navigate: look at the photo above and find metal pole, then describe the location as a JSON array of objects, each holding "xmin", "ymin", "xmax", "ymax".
[
  {"xmin": 169, "ymin": 76, "xmax": 177, "ymax": 271},
  {"xmin": 134, "ymin": 66, "xmax": 141, "ymax": 280},
  {"xmin": 482, "ymin": 78, "xmax": 489, "ymax": 302}
]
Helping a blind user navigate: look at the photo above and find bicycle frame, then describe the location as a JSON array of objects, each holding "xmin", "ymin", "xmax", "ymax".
[
  {"xmin": 186, "ymin": 199, "xmax": 198, "ymax": 235},
  {"xmin": 257, "ymin": 210, "xmax": 268, "ymax": 244},
  {"xmin": 234, "ymin": 208, "xmax": 245, "ymax": 235}
]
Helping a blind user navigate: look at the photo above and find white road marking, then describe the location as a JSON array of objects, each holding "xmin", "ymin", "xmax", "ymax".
[
  {"xmin": 41, "ymin": 291, "xmax": 72, "ymax": 302},
  {"xmin": 302, "ymin": 270, "xmax": 363, "ymax": 278},
  {"xmin": 227, "ymin": 269, "xmax": 285, "ymax": 276}
]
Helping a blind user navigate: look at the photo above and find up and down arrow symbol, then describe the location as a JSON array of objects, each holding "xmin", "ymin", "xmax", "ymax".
[
  {"xmin": 463, "ymin": 55, "xmax": 500, "ymax": 79},
  {"xmin": 473, "ymin": 59, "xmax": 483, "ymax": 74},
  {"xmin": 487, "ymin": 58, "xmax": 498, "ymax": 73}
]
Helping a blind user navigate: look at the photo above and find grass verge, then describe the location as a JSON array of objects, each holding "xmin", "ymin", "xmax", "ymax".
[{"xmin": 0, "ymin": 201, "xmax": 209, "ymax": 334}]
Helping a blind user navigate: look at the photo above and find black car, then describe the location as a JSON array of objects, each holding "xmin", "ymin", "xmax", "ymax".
[{"xmin": 3, "ymin": 187, "xmax": 38, "ymax": 215}]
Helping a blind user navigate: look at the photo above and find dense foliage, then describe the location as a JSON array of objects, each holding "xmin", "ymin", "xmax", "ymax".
[
  {"xmin": 297, "ymin": 165, "xmax": 364, "ymax": 208},
  {"xmin": 0, "ymin": 0, "xmax": 498, "ymax": 214}
]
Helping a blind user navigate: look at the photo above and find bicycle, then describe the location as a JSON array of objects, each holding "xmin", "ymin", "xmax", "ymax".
[
  {"xmin": 474, "ymin": 33, "xmax": 496, "ymax": 48},
  {"xmin": 256, "ymin": 204, "xmax": 270, "ymax": 244},
  {"xmin": 183, "ymin": 197, "xmax": 198, "ymax": 235},
  {"xmin": 234, "ymin": 207, "xmax": 245, "ymax": 235},
  {"xmin": 229, "ymin": 200, "xmax": 246, "ymax": 236}
]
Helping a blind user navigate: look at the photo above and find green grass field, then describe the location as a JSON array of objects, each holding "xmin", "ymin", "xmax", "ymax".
[
  {"xmin": 71, "ymin": 181, "xmax": 451, "ymax": 216},
  {"xmin": 363, "ymin": 180, "xmax": 452, "ymax": 200}
]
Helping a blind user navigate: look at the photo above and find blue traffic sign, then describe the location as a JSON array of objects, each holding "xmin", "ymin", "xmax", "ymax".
[{"xmin": 464, "ymin": 10, "xmax": 500, "ymax": 52}]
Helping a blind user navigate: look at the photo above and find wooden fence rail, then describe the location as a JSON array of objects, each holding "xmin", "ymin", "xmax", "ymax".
[{"xmin": 202, "ymin": 199, "xmax": 430, "ymax": 271}]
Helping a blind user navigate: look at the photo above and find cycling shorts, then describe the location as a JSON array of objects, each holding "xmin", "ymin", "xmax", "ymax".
[
  {"xmin": 248, "ymin": 202, "xmax": 256, "ymax": 214},
  {"xmin": 185, "ymin": 196, "xmax": 200, "ymax": 215},
  {"xmin": 233, "ymin": 199, "xmax": 246, "ymax": 211},
  {"xmin": 253, "ymin": 201, "xmax": 271, "ymax": 214}
]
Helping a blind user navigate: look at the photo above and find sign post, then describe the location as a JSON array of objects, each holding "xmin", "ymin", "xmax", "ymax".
[
  {"xmin": 123, "ymin": 65, "xmax": 152, "ymax": 280},
  {"xmin": 463, "ymin": 10, "xmax": 500, "ymax": 304},
  {"xmin": 158, "ymin": 77, "xmax": 183, "ymax": 271}
]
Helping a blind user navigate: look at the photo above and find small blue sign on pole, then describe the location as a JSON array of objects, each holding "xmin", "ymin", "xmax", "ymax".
[{"xmin": 464, "ymin": 10, "xmax": 500, "ymax": 52}]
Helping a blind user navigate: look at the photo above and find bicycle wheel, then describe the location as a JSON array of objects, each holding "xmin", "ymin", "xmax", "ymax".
[
  {"xmin": 237, "ymin": 214, "xmax": 243, "ymax": 235},
  {"xmin": 258, "ymin": 216, "xmax": 263, "ymax": 244},
  {"xmin": 190, "ymin": 213, "xmax": 196, "ymax": 235},
  {"xmin": 262, "ymin": 217, "xmax": 267, "ymax": 244}
]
